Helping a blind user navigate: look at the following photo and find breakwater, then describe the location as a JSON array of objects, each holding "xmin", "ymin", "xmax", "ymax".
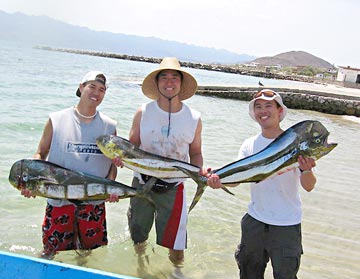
[
  {"xmin": 35, "ymin": 46, "xmax": 360, "ymax": 117},
  {"xmin": 197, "ymin": 86, "xmax": 360, "ymax": 117},
  {"xmin": 35, "ymin": 46, "xmax": 314, "ymax": 83}
]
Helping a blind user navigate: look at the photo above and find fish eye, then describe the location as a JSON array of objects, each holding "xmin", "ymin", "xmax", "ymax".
[
  {"xmin": 314, "ymin": 138, "xmax": 321, "ymax": 143},
  {"xmin": 22, "ymin": 174, "xmax": 29, "ymax": 182}
]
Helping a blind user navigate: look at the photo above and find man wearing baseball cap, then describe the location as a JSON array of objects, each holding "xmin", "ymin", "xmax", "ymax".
[
  {"xmin": 208, "ymin": 89, "xmax": 317, "ymax": 279},
  {"xmin": 20, "ymin": 71, "xmax": 119, "ymax": 260}
]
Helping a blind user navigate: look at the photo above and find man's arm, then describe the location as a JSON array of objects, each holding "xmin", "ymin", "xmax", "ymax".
[
  {"xmin": 129, "ymin": 107, "xmax": 142, "ymax": 147},
  {"xmin": 34, "ymin": 119, "xmax": 53, "ymax": 160},
  {"xmin": 189, "ymin": 119, "xmax": 203, "ymax": 169}
]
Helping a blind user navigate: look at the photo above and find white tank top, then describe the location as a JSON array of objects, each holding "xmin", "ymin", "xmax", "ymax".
[
  {"xmin": 47, "ymin": 107, "xmax": 117, "ymax": 206},
  {"xmin": 138, "ymin": 101, "xmax": 200, "ymax": 183}
]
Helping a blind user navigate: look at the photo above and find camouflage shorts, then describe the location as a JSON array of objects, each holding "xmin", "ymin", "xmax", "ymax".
[{"xmin": 235, "ymin": 214, "xmax": 303, "ymax": 279}]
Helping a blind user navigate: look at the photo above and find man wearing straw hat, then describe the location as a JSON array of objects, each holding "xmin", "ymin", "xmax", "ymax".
[{"xmin": 126, "ymin": 57, "xmax": 205, "ymax": 276}]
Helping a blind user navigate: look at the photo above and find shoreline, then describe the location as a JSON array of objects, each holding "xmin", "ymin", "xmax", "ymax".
[{"xmin": 36, "ymin": 46, "xmax": 360, "ymax": 116}]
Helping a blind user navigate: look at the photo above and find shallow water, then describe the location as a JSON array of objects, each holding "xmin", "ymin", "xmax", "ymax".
[{"xmin": 0, "ymin": 40, "xmax": 359, "ymax": 279}]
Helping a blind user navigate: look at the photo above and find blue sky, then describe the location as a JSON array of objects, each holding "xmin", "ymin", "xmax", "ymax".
[{"xmin": 1, "ymin": 0, "xmax": 359, "ymax": 67}]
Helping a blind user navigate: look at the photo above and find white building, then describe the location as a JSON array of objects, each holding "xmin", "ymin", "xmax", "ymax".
[{"xmin": 337, "ymin": 66, "xmax": 360, "ymax": 84}]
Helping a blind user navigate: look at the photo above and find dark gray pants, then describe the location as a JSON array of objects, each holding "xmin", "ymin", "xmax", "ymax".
[{"xmin": 235, "ymin": 214, "xmax": 303, "ymax": 279}]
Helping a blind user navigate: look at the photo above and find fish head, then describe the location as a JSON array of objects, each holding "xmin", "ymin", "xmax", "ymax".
[
  {"xmin": 8, "ymin": 159, "xmax": 42, "ymax": 191},
  {"xmin": 300, "ymin": 120, "xmax": 337, "ymax": 160},
  {"xmin": 96, "ymin": 135, "xmax": 126, "ymax": 159},
  {"xmin": 96, "ymin": 135, "xmax": 137, "ymax": 160}
]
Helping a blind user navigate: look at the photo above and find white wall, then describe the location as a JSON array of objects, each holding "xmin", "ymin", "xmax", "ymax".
[{"xmin": 336, "ymin": 67, "xmax": 360, "ymax": 83}]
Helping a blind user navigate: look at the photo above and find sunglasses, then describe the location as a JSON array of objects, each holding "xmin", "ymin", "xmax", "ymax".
[{"xmin": 254, "ymin": 90, "xmax": 278, "ymax": 99}]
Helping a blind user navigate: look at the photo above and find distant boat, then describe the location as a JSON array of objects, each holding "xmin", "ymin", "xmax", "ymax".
[
  {"xmin": 0, "ymin": 250, "xmax": 140, "ymax": 279},
  {"xmin": 258, "ymin": 81, "xmax": 264, "ymax": 86}
]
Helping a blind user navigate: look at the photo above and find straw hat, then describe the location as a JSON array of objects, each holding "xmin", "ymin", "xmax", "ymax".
[
  {"xmin": 141, "ymin": 57, "xmax": 198, "ymax": 100},
  {"xmin": 248, "ymin": 89, "xmax": 288, "ymax": 121}
]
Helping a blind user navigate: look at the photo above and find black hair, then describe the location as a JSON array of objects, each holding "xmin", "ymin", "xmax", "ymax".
[{"xmin": 156, "ymin": 70, "xmax": 183, "ymax": 81}]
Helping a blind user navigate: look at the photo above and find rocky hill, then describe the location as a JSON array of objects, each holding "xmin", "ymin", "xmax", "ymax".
[{"xmin": 251, "ymin": 51, "xmax": 334, "ymax": 69}]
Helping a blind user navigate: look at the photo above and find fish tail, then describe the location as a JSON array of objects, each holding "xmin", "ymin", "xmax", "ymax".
[
  {"xmin": 174, "ymin": 166, "xmax": 207, "ymax": 213},
  {"xmin": 221, "ymin": 186, "xmax": 235, "ymax": 196},
  {"xmin": 189, "ymin": 181, "xmax": 207, "ymax": 213}
]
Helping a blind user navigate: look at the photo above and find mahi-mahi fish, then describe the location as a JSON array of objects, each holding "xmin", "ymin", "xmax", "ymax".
[
  {"xmin": 178, "ymin": 120, "xmax": 337, "ymax": 205},
  {"xmin": 96, "ymin": 135, "xmax": 201, "ymax": 179},
  {"xmin": 9, "ymin": 159, "xmax": 156, "ymax": 201},
  {"xmin": 96, "ymin": 120, "xmax": 336, "ymax": 211},
  {"xmin": 96, "ymin": 135, "xmax": 234, "ymax": 212}
]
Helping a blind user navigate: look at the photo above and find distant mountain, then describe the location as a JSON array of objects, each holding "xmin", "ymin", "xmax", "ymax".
[
  {"xmin": 0, "ymin": 10, "xmax": 255, "ymax": 64},
  {"xmin": 250, "ymin": 51, "xmax": 334, "ymax": 69}
]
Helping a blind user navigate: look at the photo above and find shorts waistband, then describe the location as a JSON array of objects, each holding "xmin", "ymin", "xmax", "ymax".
[{"xmin": 140, "ymin": 174, "xmax": 178, "ymax": 193}]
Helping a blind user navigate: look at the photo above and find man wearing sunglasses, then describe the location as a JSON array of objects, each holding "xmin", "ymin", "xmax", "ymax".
[{"xmin": 208, "ymin": 89, "xmax": 317, "ymax": 279}]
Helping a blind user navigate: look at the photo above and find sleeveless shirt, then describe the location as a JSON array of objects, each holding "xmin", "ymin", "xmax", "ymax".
[
  {"xmin": 137, "ymin": 101, "xmax": 201, "ymax": 183},
  {"xmin": 47, "ymin": 107, "xmax": 117, "ymax": 206}
]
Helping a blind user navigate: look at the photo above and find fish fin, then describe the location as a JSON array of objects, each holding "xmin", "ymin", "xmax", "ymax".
[
  {"xmin": 174, "ymin": 166, "xmax": 207, "ymax": 213},
  {"xmin": 140, "ymin": 177, "xmax": 157, "ymax": 194},
  {"xmin": 136, "ymin": 177, "xmax": 157, "ymax": 206},
  {"xmin": 221, "ymin": 186, "xmax": 235, "ymax": 195},
  {"xmin": 31, "ymin": 176, "xmax": 58, "ymax": 184}
]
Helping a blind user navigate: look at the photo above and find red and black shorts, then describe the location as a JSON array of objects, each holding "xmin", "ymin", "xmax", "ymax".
[{"xmin": 42, "ymin": 202, "xmax": 108, "ymax": 254}]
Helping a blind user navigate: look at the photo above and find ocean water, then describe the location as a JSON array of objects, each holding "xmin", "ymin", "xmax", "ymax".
[{"xmin": 0, "ymin": 40, "xmax": 359, "ymax": 279}]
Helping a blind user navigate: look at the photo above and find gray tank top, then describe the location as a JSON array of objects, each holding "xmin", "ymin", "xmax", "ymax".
[{"xmin": 47, "ymin": 107, "xmax": 117, "ymax": 206}]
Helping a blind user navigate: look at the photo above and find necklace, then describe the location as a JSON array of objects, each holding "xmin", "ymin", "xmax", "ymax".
[{"xmin": 74, "ymin": 106, "xmax": 97, "ymax": 119}]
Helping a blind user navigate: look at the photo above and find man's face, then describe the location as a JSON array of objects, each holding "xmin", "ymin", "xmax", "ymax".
[
  {"xmin": 253, "ymin": 99, "xmax": 283, "ymax": 127},
  {"xmin": 79, "ymin": 80, "xmax": 106, "ymax": 106},
  {"xmin": 157, "ymin": 70, "xmax": 182, "ymax": 98}
]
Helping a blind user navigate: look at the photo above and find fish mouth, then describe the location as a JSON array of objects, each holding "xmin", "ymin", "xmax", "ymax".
[
  {"xmin": 96, "ymin": 135, "xmax": 106, "ymax": 146},
  {"xmin": 8, "ymin": 160, "xmax": 25, "ymax": 189},
  {"xmin": 325, "ymin": 134, "xmax": 338, "ymax": 151},
  {"xmin": 326, "ymin": 142, "xmax": 338, "ymax": 152},
  {"xmin": 312, "ymin": 142, "xmax": 337, "ymax": 159},
  {"xmin": 10, "ymin": 175, "xmax": 24, "ymax": 190}
]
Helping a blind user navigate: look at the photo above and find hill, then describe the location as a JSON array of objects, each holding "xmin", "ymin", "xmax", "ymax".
[
  {"xmin": 250, "ymin": 51, "xmax": 334, "ymax": 69},
  {"xmin": 0, "ymin": 10, "xmax": 255, "ymax": 64}
]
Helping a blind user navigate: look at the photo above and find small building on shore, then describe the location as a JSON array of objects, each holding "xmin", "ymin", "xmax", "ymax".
[{"xmin": 337, "ymin": 66, "xmax": 360, "ymax": 88}]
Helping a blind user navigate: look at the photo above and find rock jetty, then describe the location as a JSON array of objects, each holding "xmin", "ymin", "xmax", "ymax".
[{"xmin": 197, "ymin": 86, "xmax": 360, "ymax": 117}]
